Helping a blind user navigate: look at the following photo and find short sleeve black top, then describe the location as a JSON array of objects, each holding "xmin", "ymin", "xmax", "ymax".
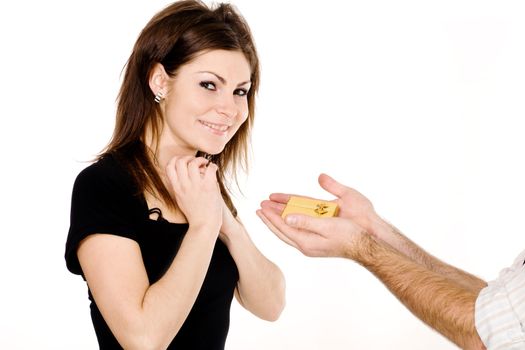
[{"xmin": 65, "ymin": 154, "xmax": 239, "ymax": 350}]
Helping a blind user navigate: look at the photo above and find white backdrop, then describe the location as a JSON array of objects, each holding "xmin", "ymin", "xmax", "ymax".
[{"xmin": 1, "ymin": 1, "xmax": 524, "ymax": 349}]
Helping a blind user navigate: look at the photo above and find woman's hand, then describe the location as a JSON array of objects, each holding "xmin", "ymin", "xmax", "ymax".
[{"xmin": 166, "ymin": 156, "xmax": 222, "ymax": 232}]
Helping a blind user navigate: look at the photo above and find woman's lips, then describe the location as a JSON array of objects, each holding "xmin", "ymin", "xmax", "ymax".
[{"xmin": 199, "ymin": 120, "xmax": 230, "ymax": 136}]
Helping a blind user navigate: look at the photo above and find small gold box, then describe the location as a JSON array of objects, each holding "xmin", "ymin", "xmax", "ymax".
[{"xmin": 281, "ymin": 196, "xmax": 339, "ymax": 218}]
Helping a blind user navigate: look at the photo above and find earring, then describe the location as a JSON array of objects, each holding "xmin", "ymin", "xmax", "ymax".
[{"xmin": 154, "ymin": 90, "xmax": 164, "ymax": 103}]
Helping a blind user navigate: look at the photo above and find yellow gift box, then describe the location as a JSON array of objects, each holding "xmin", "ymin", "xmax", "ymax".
[{"xmin": 281, "ymin": 196, "xmax": 339, "ymax": 218}]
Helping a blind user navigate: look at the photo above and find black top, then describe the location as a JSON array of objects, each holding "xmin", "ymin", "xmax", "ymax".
[{"xmin": 65, "ymin": 154, "xmax": 239, "ymax": 349}]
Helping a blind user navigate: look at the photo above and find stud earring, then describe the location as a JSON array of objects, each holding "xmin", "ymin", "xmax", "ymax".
[{"xmin": 154, "ymin": 90, "xmax": 165, "ymax": 103}]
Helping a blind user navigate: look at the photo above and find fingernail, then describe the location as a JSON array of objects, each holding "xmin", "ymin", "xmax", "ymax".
[{"xmin": 285, "ymin": 215, "xmax": 297, "ymax": 226}]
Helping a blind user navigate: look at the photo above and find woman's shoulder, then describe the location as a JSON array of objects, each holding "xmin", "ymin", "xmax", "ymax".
[
  {"xmin": 74, "ymin": 153, "xmax": 135, "ymax": 195},
  {"xmin": 78, "ymin": 153, "xmax": 121, "ymax": 177}
]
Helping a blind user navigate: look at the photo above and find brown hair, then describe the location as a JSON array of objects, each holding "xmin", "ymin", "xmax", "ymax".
[{"xmin": 101, "ymin": 0, "xmax": 259, "ymax": 214}]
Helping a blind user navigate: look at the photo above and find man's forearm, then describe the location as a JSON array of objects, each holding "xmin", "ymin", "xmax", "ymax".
[
  {"xmin": 368, "ymin": 216, "xmax": 487, "ymax": 292},
  {"xmin": 353, "ymin": 234, "xmax": 486, "ymax": 350}
]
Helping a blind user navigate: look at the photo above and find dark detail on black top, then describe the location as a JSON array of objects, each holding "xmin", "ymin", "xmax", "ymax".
[{"xmin": 65, "ymin": 154, "xmax": 239, "ymax": 349}]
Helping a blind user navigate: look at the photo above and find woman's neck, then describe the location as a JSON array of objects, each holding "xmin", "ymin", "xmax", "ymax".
[{"xmin": 144, "ymin": 125, "xmax": 197, "ymax": 171}]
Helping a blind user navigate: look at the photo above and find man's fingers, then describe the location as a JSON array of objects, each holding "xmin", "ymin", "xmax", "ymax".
[
  {"xmin": 269, "ymin": 192, "xmax": 320, "ymax": 203},
  {"xmin": 268, "ymin": 193, "xmax": 290, "ymax": 204},
  {"xmin": 256, "ymin": 209, "xmax": 299, "ymax": 249},
  {"xmin": 260, "ymin": 200, "xmax": 285, "ymax": 215},
  {"xmin": 284, "ymin": 214, "xmax": 332, "ymax": 235},
  {"xmin": 318, "ymin": 173, "xmax": 348, "ymax": 198},
  {"xmin": 259, "ymin": 206, "xmax": 324, "ymax": 248}
]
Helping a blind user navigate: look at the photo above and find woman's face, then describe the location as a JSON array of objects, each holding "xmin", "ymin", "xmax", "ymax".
[{"xmin": 158, "ymin": 49, "xmax": 252, "ymax": 155}]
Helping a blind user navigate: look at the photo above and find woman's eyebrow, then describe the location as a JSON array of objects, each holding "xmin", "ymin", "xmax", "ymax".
[{"xmin": 197, "ymin": 71, "xmax": 251, "ymax": 87}]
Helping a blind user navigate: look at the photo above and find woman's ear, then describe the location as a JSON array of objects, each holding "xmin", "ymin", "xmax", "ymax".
[{"xmin": 149, "ymin": 63, "xmax": 169, "ymax": 98}]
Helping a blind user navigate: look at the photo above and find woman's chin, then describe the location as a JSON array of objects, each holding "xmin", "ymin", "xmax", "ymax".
[{"xmin": 198, "ymin": 144, "xmax": 226, "ymax": 156}]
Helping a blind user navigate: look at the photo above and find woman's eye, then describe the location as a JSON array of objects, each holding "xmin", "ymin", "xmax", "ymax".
[
  {"xmin": 200, "ymin": 81, "xmax": 216, "ymax": 90},
  {"xmin": 234, "ymin": 88, "xmax": 248, "ymax": 97}
]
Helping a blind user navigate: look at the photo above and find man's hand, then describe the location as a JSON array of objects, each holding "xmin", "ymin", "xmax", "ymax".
[
  {"xmin": 266, "ymin": 174, "xmax": 379, "ymax": 234},
  {"xmin": 257, "ymin": 199, "xmax": 368, "ymax": 259}
]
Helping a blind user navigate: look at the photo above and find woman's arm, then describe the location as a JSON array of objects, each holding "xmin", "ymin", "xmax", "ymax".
[
  {"xmin": 78, "ymin": 156, "xmax": 223, "ymax": 350},
  {"xmin": 220, "ymin": 204, "xmax": 286, "ymax": 321},
  {"xmin": 78, "ymin": 225, "xmax": 218, "ymax": 350}
]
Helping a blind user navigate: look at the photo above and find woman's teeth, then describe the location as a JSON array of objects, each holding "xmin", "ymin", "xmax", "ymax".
[{"xmin": 200, "ymin": 120, "xmax": 229, "ymax": 132}]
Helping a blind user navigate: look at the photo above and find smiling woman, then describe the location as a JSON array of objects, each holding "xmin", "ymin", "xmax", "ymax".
[
  {"xmin": 150, "ymin": 50, "xmax": 252, "ymax": 161},
  {"xmin": 63, "ymin": 1, "xmax": 285, "ymax": 349}
]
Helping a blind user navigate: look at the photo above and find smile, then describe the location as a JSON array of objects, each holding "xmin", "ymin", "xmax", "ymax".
[{"xmin": 199, "ymin": 120, "xmax": 230, "ymax": 135}]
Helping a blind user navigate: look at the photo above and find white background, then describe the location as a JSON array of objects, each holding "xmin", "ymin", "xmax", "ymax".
[{"xmin": 1, "ymin": 0, "xmax": 524, "ymax": 349}]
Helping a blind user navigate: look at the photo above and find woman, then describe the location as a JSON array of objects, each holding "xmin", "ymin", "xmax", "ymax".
[{"xmin": 64, "ymin": 1, "xmax": 285, "ymax": 349}]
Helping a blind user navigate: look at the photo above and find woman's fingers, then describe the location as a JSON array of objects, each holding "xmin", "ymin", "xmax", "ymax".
[
  {"xmin": 166, "ymin": 156, "xmax": 179, "ymax": 186},
  {"xmin": 167, "ymin": 156, "xmax": 213, "ymax": 184},
  {"xmin": 188, "ymin": 157, "xmax": 210, "ymax": 179},
  {"xmin": 203, "ymin": 162, "xmax": 218, "ymax": 183},
  {"xmin": 174, "ymin": 156, "xmax": 195, "ymax": 184}
]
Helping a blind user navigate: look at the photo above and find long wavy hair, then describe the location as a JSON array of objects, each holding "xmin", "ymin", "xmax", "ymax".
[{"xmin": 101, "ymin": 0, "xmax": 259, "ymax": 214}]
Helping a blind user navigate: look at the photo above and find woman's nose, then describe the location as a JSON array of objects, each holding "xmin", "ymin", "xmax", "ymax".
[{"xmin": 215, "ymin": 93, "xmax": 238, "ymax": 120}]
